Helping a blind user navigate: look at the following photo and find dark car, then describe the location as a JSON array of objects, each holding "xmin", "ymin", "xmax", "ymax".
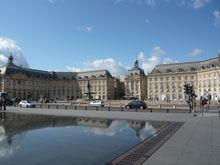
[{"xmin": 125, "ymin": 101, "xmax": 147, "ymax": 109}]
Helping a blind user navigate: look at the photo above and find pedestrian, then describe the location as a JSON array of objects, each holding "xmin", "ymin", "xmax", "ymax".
[
  {"xmin": 3, "ymin": 98, "xmax": 6, "ymax": 111},
  {"xmin": 0, "ymin": 98, "xmax": 2, "ymax": 110}
]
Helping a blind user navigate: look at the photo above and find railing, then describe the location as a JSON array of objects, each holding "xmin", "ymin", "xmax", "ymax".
[{"xmin": 12, "ymin": 103, "xmax": 190, "ymax": 113}]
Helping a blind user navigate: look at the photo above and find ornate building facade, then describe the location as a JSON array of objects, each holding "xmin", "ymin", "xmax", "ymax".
[
  {"xmin": 0, "ymin": 54, "xmax": 124, "ymax": 100},
  {"xmin": 147, "ymin": 51, "xmax": 220, "ymax": 101},
  {"xmin": 1, "ymin": 51, "xmax": 220, "ymax": 101},
  {"xmin": 124, "ymin": 59, "xmax": 147, "ymax": 100}
]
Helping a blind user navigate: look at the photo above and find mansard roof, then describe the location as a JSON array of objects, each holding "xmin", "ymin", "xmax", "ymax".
[
  {"xmin": 0, "ymin": 56, "xmax": 112, "ymax": 80},
  {"xmin": 127, "ymin": 59, "xmax": 145, "ymax": 77},
  {"xmin": 151, "ymin": 57, "xmax": 220, "ymax": 74},
  {"xmin": 0, "ymin": 63, "xmax": 52, "ymax": 79}
]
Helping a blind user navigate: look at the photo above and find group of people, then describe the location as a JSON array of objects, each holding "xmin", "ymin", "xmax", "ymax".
[{"xmin": 0, "ymin": 97, "xmax": 7, "ymax": 110}]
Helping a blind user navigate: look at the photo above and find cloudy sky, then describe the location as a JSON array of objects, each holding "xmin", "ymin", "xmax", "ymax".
[{"xmin": 0, "ymin": 0, "xmax": 219, "ymax": 77}]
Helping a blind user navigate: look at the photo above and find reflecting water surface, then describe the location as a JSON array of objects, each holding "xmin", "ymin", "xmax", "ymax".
[{"xmin": 0, "ymin": 112, "xmax": 163, "ymax": 165}]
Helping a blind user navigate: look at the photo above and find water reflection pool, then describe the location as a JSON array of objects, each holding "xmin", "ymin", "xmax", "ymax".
[{"xmin": 0, "ymin": 112, "xmax": 162, "ymax": 165}]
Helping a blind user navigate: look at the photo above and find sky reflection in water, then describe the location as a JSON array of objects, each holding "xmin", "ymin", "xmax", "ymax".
[{"xmin": 0, "ymin": 112, "xmax": 160, "ymax": 165}]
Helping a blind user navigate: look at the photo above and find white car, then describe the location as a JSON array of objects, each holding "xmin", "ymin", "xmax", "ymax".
[
  {"xmin": 19, "ymin": 100, "xmax": 36, "ymax": 108},
  {"xmin": 89, "ymin": 100, "xmax": 104, "ymax": 107}
]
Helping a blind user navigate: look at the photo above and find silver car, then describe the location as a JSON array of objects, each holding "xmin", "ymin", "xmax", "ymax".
[
  {"xmin": 19, "ymin": 100, "xmax": 36, "ymax": 108},
  {"xmin": 89, "ymin": 100, "xmax": 104, "ymax": 107}
]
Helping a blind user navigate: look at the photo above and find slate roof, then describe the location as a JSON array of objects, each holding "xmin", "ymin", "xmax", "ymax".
[
  {"xmin": 151, "ymin": 57, "xmax": 220, "ymax": 74},
  {"xmin": 0, "ymin": 57, "xmax": 112, "ymax": 80}
]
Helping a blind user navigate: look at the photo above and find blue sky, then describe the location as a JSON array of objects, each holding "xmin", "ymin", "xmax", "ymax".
[{"xmin": 0, "ymin": 0, "xmax": 219, "ymax": 76}]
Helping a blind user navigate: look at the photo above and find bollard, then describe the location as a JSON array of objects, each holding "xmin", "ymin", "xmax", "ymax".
[
  {"xmin": 75, "ymin": 106, "xmax": 77, "ymax": 110},
  {"xmin": 136, "ymin": 108, "xmax": 137, "ymax": 112},
  {"xmin": 121, "ymin": 107, "xmax": 123, "ymax": 112},
  {"xmin": 56, "ymin": 105, "xmax": 58, "ymax": 109},
  {"xmin": 85, "ymin": 106, "xmax": 87, "ymax": 110},
  {"xmin": 150, "ymin": 108, "xmax": 152, "ymax": 112},
  {"xmin": 96, "ymin": 106, "xmax": 98, "ymax": 111},
  {"xmin": 108, "ymin": 106, "xmax": 110, "ymax": 111},
  {"xmin": 167, "ymin": 109, "xmax": 169, "ymax": 113},
  {"xmin": 48, "ymin": 105, "xmax": 50, "ymax": 109},
  {"xmin": 65, "ymin": 105, "xmax": 67, "ymax": 110},
  {"xmin": 219, "ymin": 110, "xmax": 220, "ymax": 117},
  {"xmin": 40, "ymin": 104, "xmax": 42, "ymax": 108}
]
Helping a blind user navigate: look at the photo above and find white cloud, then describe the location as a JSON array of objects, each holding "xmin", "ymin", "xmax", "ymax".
[
  {"xmin": 66, "ymin": 47, "xmax": 176, "ymax": 76},
  {"xmin": 191, "ymin": 0, "xmax": 209, "ymax": 9},
  {"xmin": 115, "ymin": 0, "xmax": 156, "ymax": 7},
  {"xmin": 138, "ymin": 47, "xmax": 176, "ymax": 74},
  {"xmin": 66, "ymin": 58, "xmax": 128, "ymax": 77},
  {"xmin": 0, "ymin": 37, "xmax": 29, "ymax": 68},
  {"xmin": 145, "ymin": 0, "xmax": 156, "ymax": 7},
  {"xmin": 178, "ymin": 0, "xmax": 209, "ymax": 9},
  {"xmin": 187, "ymin": 48, "xmax": 203, "ymax": 57},
  {"xmin": 66, "ymin": 67, "xmax": 81, "ymax": 72},
  {"xmin": 83, "ymin": 120, "xmax": 128, "ymax": 136},
  {"xmin": 213, "ymin": 10, "xmax": 220, "ymax": 28},
  {"xmin": 76, "ymin": 26, "xmax": 93, "ymax": 32}
]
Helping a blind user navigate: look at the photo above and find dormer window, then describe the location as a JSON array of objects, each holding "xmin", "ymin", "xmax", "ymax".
[
  {"xmin": 191, "ymin": 67, "xmax": 196, "ymax": 71},
  {"xmin": 130, "ymin": 73, "xmax": 133, "ymax": 76},
  {"xmin": 178, "ymin": 68, "xmax": 183, "ymax": 72},
  {"xmin": 84, "ymin": 76, "xmax": 88, "ymax": 78},
  {"xmin": 78, "ymin": 76, "xmax": 81, "ymax": 79},
  {"xmin": 92, "ymin": 75, "xmax": 96, "ymax": 78},
  {"xmin": 155, "ymin": 70, "xmax": 160, "ymax": 73},
  {"xmin": 201, "ymin": 66, "xmax": 205, "ymax": 69},
  {"xmin": 167, "ymin": 69, "xmax": 172, "ymax": 73},
  {"xmin": 135, "ymin": 73, "xmax": 138, "ymax": 75}
]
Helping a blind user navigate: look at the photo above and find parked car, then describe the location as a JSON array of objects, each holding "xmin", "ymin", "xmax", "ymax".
[
  {"xmin": 125, "ymin": 101, "xmax": 147, "ymax": 109},
  {"xmin": 89, "ymin": 100, "xmax": 104, "ymax": 107},
  {"xmin": 19, "ymin": 100, "xmax": 36, "ymax": 108}
]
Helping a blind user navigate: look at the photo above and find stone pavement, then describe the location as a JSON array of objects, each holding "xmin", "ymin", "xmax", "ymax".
[
  {"xmin": 4, "ymin": 107, "xmax": 220, "ymax": 165},
  {"xmin": 143, "ymin": 113, "xmax": 220, "ymax": 165}
]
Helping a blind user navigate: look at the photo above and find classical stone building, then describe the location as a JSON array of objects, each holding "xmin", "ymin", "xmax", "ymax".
[
  {"xmin": 148, "ymin": 51, "xmax": 220, "ymax": 101},
  {"xmin": 0, "ymin": 54, "xmax": 123, "ymax": 100},
  {"xmin": 124, "ymin": 59, "xmax": 147, "ymax": 100}
]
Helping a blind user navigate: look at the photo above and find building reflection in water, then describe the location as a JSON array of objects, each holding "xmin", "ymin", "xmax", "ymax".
[{"xmin": 0, "ymin": 112, "xmax": 164, "ymax": 160}]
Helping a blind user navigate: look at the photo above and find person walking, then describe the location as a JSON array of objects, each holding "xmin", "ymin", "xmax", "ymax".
[
  {"xmin": 3, "ymin": 97, "xmax": 6, "ymax": 111},
  {"xmin": 0, "ymin": 98, "xmax": 2, "ymax": 110}
]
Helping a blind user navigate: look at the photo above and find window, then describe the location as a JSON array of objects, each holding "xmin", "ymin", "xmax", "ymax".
[
  {"xmin": 214, "ymin": 79, "xmax": 217, "ymax": 86},
  {"xmin": 191, "ymin": 76, "xmax": 194, "ymax": 80},
  {"xmin": 166, "ymin": 82, "xmax": 169, "ymax": 88},
  {"xmin": 160, "ymin": 77, "xmax": 164, "ymax": 81},
  {"xmin": 160, "ymin": 82, "xmax": 163, "ymax": 89},
  {"xmin": 178, "ymin": 76, "xmax": 181, "ymax": 80},
  {"xmin": 149, "ymin": 83, "xmax": 152, "ymax": 89},
  {"xmin": 166, "ymin": 77, "xmax": 169, "ymax": 81},
  {"xmin": 154, "ymin": 77, "xmax": 158, "ymax": 81},
  {"xmin": 185, "ymin": 76, "xmax": 188, "ymax": 80},
  {"xmin": 172, "ymin": 94, "xmax": 177, "ymax": 100},
  {"xmin": 155, "ymin": 83, "xmax": 158, "ymax": 89},
  {"xmin": 172, "ymin": 77, "xmax": 175, "ymax": 81}
]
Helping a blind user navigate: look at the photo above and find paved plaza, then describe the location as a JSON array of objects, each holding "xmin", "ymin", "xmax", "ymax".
[{"xmin": 4, "ymin": 106, "xmax": 220, "ymax": 165}]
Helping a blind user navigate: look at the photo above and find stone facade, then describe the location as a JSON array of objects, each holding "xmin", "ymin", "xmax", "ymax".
[
  {"xmin": 124, "ymin": 59, "xmax": 147, "ymax": 100},
  {"xmin": 1, "ymin": 51, "xmax": 220, "ymax": 101},
  {"xmin": 0, "ymin": 54, "xmax": 123, "ymax": 100},
  {"xmin": 148, "ymin": 52, "xmax": 220, "ymax": 100}
]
